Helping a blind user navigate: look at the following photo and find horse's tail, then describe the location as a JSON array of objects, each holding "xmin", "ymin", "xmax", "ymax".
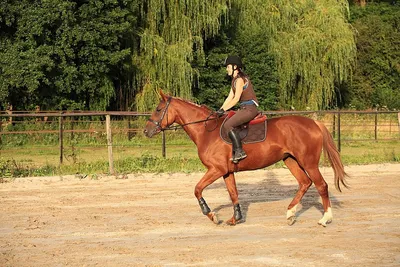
[{"xmin": 315, "ymin": 121, "xmax": 349, "ymax": 192}]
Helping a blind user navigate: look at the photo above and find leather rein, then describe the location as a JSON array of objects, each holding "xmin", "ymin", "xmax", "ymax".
[{"xmin": 147, "ymin": 97, "xmax": 219, "ymax": 132}]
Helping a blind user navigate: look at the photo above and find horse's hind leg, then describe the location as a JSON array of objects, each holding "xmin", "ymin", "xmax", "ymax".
[
  {"xmin": 305, "ymin": 167, "xmax": 333, "ymax": 227},
  {"xmin": 284, "ymin": 157, "xmax": 312, "ymax": 225},
  {"xmin": 223, "ymin": 172, "xmax": 243, "ymax": 225}
]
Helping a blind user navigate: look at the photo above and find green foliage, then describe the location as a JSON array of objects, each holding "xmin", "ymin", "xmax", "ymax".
[
  {"xmin": 347, "ymin": 2, "xmax": 400, "ymax": 110},
  {"xmin": 237, "ymin": 0, "xmax": 356, "ymax": 110},
  {"xmin": 234, "ymin": 30, "xmax": 279, "ymax": 111},
  {"xmin": 195, "ymin": 8, "xmax": 279, "ymax": 111},
  {"xmin": 0, "ymin": 0, "xmax": 398, "ymax": 112},
  {"xmin": 0, "ymin": 158, "xmax": 56, "ymax": 178},
  {"xmin": 133, "ymin": 0, "xmax": 230, "ymax": 111},
  {"xmin": 0, "ymin": 0, "xmax": 134, "ymax": 110},
  {"xmin": 194, "ymin": 32, "xmax": 233, "ymax": 110},
  {"xmin": 196, "ymin": 0, "xmax": 356, "ymax": 111}
]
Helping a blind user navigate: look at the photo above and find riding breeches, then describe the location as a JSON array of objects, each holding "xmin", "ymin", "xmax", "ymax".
[{"xmin": 223, "ymin": 105, "xmax": 259, "ymax": 134}]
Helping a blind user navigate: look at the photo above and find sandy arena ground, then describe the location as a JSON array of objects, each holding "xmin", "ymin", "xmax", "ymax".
[{"xmin": 0, "ymin": 163, "xmax": 399, "ymax": 267}]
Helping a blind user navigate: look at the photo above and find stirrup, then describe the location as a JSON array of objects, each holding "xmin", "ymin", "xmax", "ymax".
[{"xmin": 231, "ymin": 150, "xmax": 247, "ymax": 164}]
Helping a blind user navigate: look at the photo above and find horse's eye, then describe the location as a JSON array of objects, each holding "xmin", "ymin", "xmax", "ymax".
[{"xmin": 156, "ymin": 107, "xmax": 162, "ymax": 112}]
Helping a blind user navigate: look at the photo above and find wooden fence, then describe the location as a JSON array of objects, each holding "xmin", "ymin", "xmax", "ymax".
[{"xmin": 1, "ymin": 110, "xmax": 399, "ymax": 174}]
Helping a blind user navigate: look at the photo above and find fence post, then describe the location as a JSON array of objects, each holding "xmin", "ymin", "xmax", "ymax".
[
  {"xmin": 0, "ymin": 121, "xmax": 2, "ymax": 146},
  {"xmin": 106, "ymin": 115, "xmax": 115, "ymax": 174},
  {"xmin": 332, "ymin": 113, "xmax": 336, "ymax": 139},
  {"xmin": 375, "ymin": 112, "xmax": 378, "ymax": 141},
  {"xmin": 337, "ymin": 110, "xmax": 341, "ymax": 152},
  {"xmin": 398, "ymin": 112, "xmax": 400, "ymax": 135},
  {"xmin": 127, "ymin": 115, "xmax": 132, "ymax": 141},
  {"xmin": 162, "ymin": 130, "xmax": 166, "ymax": 158},
  {"xmin": 59, "ymin": 114, "xmax": 64, "ymax": 165},
  {"xmin": 70, "ymin": 115, "xmax": 76, "ymax": 162}
]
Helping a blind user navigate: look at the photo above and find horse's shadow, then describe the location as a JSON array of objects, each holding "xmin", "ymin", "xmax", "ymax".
[{"xmin": 208, "ymin": 172, "xmax": 343, "ymax": 222}]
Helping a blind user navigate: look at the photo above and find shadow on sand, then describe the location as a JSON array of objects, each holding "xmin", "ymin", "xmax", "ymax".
[{"xmin": 208, "ymin": 171, "xmax": 343, "ymax": 223}]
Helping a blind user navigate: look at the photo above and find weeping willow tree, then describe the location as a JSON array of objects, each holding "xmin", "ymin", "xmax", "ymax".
[
  {"xmin": 133, "ymin": 0, "xmax": 356, "ymax": 110},
  {"xmin": 134, "ymin": 0, "xmax": 230, "ymax": 111},
  {"xmin": 236, "ymin": 0, "xmax": 357, "ymax": 109}
]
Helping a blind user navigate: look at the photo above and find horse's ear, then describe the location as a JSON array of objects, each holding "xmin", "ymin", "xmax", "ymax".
[{"xmin": 159, "ymin": 89, "xmax": 168, "ymax": 101}]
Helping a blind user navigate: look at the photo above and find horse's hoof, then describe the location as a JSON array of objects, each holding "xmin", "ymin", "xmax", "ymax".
[
  {"xmin": 207, "ymin": 212, "xmax": 220, "ymax": 224},
  {"xmin": 226, "ymin": 217, "xmax": 237, "ymax": 226},
  {"xmin": 318, "ymin": 208, "xmax": 333, "ymax": 227},
  {"xmin": 287, "ymin": 216, "xmax": 296, "ymax": 226},
  {"xmin": 318, "ymin": 218, "xmax": 331, "ymax": 227}
]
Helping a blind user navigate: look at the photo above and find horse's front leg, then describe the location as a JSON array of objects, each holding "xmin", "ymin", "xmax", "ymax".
[
  {"xmin": 223, "ymin": 172, "xmax": 243, "ymax": 225},
  {"xmin": 194, "ymin": 169, "xmax": 223, "ymax": 224}
]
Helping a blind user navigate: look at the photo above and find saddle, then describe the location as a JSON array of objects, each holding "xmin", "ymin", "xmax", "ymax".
[{"xmin": 220, "ymin": 111, "xmax": 268, "ymax": 144}]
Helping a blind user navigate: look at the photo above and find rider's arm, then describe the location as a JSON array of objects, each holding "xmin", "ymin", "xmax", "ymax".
[
  {"xmin": 221, "ymin": 78, "xmax": 244, "ymax": 111},
  {"xmin": 220, "ymin": 89, "xmax": 234, "ymax": 110}
]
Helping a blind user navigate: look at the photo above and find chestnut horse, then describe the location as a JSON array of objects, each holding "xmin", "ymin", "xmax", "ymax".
[{"xmin": 144, "ymin": 91, "xmax": 348, "ymax": 226}]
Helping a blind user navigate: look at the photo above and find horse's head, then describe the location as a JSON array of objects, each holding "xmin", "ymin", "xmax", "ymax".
[{"xmin": 143, "ymin": 91, "xmax": 175, "ymax": 138}]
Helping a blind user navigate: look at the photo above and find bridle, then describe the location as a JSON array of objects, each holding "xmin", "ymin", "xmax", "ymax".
[
  {"xmin": 147, "ymin": 97, "xmax": 219, "ymax": 132},
  {"xmin": 147, "ymin": 96, "xmax": 172, "ymax": 132}
]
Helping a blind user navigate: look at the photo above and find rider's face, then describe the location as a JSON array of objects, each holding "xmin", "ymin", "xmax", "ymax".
[{"xmin": 226, "ymin": 64, "xmax": 234, "ymax": 76}]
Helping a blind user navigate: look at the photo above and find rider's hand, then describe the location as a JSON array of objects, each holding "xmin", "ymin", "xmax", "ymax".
[{"xmin": 215, "ymin": 108, "xmax": 225, "ymax": 117}]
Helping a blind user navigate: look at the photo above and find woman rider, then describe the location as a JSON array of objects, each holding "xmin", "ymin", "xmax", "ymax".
[{"xmin": 216, "ymin": 55, "xmax": 260, "ymax": 163}]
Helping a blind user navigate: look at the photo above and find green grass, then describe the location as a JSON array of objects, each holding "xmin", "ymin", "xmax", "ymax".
[
  {"xmin": 0, "ymin": 138, "xmax": 399, "ymax": 178},
  {"xmin": 1, "ymin": 115, "xmax": 399, "ymax": 178},
  {"xmin": 340, "ymin": 141, "xmax": 400, "ymax": 164}
]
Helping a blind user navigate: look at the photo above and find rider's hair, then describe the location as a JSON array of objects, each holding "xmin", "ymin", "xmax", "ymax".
[{"xmin": 236, "ymin": 68, "xmax": 248, "ymax": 80}]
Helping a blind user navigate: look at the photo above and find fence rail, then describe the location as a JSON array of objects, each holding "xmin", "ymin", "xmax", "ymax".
[{"xmin": 1, "ymin": 110, "xmax": 399, "ymax": 174}]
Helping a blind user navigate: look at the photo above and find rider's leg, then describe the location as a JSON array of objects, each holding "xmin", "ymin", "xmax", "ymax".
[
  {"xmin": 228, "ymin": 130, "xmax": 247, "ymax": 163},
  {"xmin": 223, "ymin": 106, "xmax": 258, "ymax": 163}
]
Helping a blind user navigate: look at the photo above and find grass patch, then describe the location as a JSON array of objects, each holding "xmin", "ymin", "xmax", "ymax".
[
  {"xmin": 0, "ymin": 158, "xmax": 57, "ymax": 178},
  {"xmin": 1, "ymin": 117, "xmax": 399, "ymax": 178},
  {"xmin": 1, "ymin": 139, "xmax": 399, "ymax": 178}
]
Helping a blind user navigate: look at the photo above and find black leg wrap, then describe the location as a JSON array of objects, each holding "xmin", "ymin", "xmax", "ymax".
[
  {"xmin": 198, "ymin": 197, "xmax": 211, "ymax": 215},
  {"xmin": 234, "ymin": 204, "xmax": 243, "ymax": 221}
]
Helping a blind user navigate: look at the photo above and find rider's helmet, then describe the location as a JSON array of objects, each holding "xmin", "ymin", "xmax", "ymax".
[{"xmin": 224, "ymin": 55, "xmax": 243, "ymax": 69}]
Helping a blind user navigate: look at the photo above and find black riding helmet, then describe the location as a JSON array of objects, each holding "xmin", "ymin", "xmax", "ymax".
[{"xmin": 224, "ymin": 55, "xmax": 243, "ymax": 69}]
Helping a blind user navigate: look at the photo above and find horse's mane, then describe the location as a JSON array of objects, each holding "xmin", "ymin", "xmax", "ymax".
[{"xmin": 173, "ymin": 96, "xmax": 212, "ymax": 113}]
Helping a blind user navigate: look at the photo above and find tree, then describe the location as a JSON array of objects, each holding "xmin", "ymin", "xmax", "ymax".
[
  {"xmin": 195, "ymin": 17, "xmax": 279, "ymax": 111},
  {"xmin": 0, "ymin": 0, "xmax": 360, "ymax": 112},
  {"xmin": 347, "ymin": 2, "xmax": 400, "ymax": 109},
  {"xmin": 0, "ymin": 0, "xmax": 134, "ymax": 110},
  {"xmin": 234, "ymin": 0, "xmax": 356, "ymax": 110},
  {"xmin": 196, "ymin": 0, "xmax": 356, "ymax": 110},
  {"xmin": 133, "ymin": 0, "xmax": 230, "ymax": 111}
]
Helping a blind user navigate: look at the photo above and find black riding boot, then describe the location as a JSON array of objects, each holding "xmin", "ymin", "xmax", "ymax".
[{"xmin": 228, "ymin": 130, "xmax": 247, "ymax": 163}]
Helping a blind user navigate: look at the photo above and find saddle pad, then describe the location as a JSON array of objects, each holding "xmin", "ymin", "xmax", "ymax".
[{"xmin": 220, "ymin": 117, "xmax": 268, "ymax": 144}]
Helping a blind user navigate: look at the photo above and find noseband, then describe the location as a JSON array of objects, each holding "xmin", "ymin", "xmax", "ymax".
[{"xmin": 147, "ymin": 96, "xmax": 172, "ymax": 132}]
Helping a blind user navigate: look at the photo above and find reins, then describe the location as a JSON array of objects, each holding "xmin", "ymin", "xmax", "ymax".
[
  {"xmin": 164, "ymin": 113, "xmax": 219, "ymax": 132},
  {"xmin": 147, "ymin": 96, "xmax": 220, "ymax": 132}
]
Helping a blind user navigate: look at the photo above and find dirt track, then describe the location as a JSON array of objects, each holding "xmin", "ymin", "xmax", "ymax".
[{"xmin": 1, "ymin": 163, "xmax": 399, "ymax": 267}]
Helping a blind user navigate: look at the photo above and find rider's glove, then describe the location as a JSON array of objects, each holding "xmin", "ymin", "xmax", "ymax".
[{"xmin": 215, "ymin": 108, "xmax": 225, "ymax": 117}]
